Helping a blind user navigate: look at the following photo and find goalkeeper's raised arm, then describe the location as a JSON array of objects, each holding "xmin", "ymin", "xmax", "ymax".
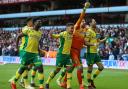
[{"xmin": 74, "ymin": 2, "xmax": 90, "ymax": 30}]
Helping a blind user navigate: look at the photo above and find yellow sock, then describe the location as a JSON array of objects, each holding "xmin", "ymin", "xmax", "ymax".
[
  {"xmin": 87, "ymin": 72, "xmax": 91, "ymax": 83},
  {"xmin": 46, "ymin": 71, "xmax": 55, "ymax": 84},
  {"xmin": 24, "ymin": 79, "xmax": 29, "ymax": 87},
  {"xmin": 23, "ymin": 70, "xmax": 29, "ymax": 87},
  {"xmin": 93, "ymin": 69, "xmax": 101, "ymax": 80},
  {"xmin": 67, "ymin": 73, "xmax": 72, "ymax": 88},
  {"xmin": 81, "ymin": 73, "xmax": 85, "ymax": 85},
  {"xmin": 38, "ymin": 73, "xmax": 44, "ymax": 88},
  {"xmin": 32, "ymin": 69, "xmax": 36, "ymax": 76},
  {"xmin": 31, "ymin": 69, "xmax": 36, "ymax": 83},
  {"xmin": 58, "ymin": 69, "xmax": 66, "ymax": 81},
  {"xmin": 57, "ymin": 75, "xmax": 63, "ymax": 81},
  {"xmin": 22, "ymin": 70, "xmax": 28, "ymax": 77},
  {"xmin": 14, "ymin": 70, "xmax": 21, "ymax": 83}
]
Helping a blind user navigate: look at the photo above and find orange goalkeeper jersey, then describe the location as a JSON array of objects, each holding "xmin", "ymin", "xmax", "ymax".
[
  {"xmin": 71, "ymin": 11, "xmax": 86, "ymax": 50},
  {"xmin": 72, "ymin": 29, "xmax": 85, "ymax": 50}
]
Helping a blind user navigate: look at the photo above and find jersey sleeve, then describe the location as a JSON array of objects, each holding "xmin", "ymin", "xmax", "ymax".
[
  {"xmin": 22, "ymin": 27, "xmax": 29, "ymax": 35},
  {"xmin": 74, "ymin": 11, "xmax": 86, "ymax": 30},
  {"xmin": 85, "ymin": 30, "xmax": 91, "ymax": 42},
  {"xmin": 52, "ymin": 32, "xmax": 64, "ymax": 38}
]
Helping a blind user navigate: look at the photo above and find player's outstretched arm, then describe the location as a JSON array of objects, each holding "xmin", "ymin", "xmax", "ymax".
[
  {"xmin": 98, "ymin": 34, "xmax": 109, "ymax": 43},
  {"xmin": 85, "ymin": 40, "xmax": 96, "ymax": 46},
  {"xmin": 49, "ymin": 30, "xmax": 61, "ymax": 39},
  {"xmin": 74, "ymin": 2, "xmax": 90, "ymax": 30},
  {"xmin": 52, "ymin": 34, "xmax": 61, "ymax": 38},
  {"xmin": 98, "ymin": 36, "xmax": 108, "ymax": 43},
  {"xmin": 39, "ymin": 49, "xmax": 46, "ymax": 56}
]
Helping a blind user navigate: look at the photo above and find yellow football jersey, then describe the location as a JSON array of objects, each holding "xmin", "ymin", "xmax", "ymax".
[
  {"xmin": 22, "ymin": 29, "xmax": 42, "ymax": 53},
  {"xmin": 52, "ymin": 31, "xmax": 72, "ymax": 54},
  {"xmin": 85, "ymin": 28, "xmax": 99, "ymax": 53}
]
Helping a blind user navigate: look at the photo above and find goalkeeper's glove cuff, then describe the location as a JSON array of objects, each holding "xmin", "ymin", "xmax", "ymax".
[{"xmin": 83, "ymin": 7, "xmax": 87, "ymax": 12}]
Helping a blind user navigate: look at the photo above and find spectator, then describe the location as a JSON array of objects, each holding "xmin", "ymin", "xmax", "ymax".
[
  {"xmin": 2, "ymin": 45, "xmax": 9, "ymax": 56},
  {"xmin": 0, "ymin": 45, "xmax": 2, "ymax": 56},
  {"xmin": 0, "ymin": 26, "xmax": 128, "ymax": 60}
]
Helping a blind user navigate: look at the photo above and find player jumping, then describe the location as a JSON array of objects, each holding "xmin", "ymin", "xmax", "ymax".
[
  {"xmin": 56, "ymin": 2, "xmax": 90, "ymax": 89},
  {"xmin": 84, "ymin": 19, "xmax": 107, "ymax": 89},
  {"xmin": 10, "ymin": 18, "xmax": 44, "ymax": 89},
  {"xmin": 45, "ymin": 23, "xmax": 74, "ymax": 89}
]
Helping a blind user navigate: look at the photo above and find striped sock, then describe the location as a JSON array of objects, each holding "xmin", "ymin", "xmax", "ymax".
[
  {"xmin": 67, "ymin": 73, "xmax": 72, "ymax": 88},
  {"xmin": 38, "ymin": 72, "xmax": 44, "ymax": 88}
]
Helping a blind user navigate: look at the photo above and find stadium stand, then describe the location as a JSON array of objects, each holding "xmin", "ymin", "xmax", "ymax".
[{"xmin": 0, "ymin": 26, "xmax": 128, "ymax": 60}]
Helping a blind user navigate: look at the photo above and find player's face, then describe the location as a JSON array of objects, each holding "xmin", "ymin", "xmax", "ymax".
[
  {"xmin": 80, "ymin": 19, "xmax": 86, "ymax": 28},
  {"xmin": 91, "ymin": 19, "xmax": 96, "ymax": 28},
  {"xmin": 67, "ymin": 25, "xmax": 74, "ymax": 34},
  {"xmin": 34, "ymin": 20, "xmax": 42, "ymax": 28},
  {"xmin": 28, "ymin": 20, "xmax": 34, "ymax": 27}
]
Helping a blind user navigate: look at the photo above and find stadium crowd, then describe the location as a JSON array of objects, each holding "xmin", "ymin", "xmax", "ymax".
[{"xmin": 0, "ymin": 26, "xmax": 128, "ymax": 60}]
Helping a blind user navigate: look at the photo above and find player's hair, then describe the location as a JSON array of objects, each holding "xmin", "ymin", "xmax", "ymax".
[
  {"xmin": 85, "ymin": 18, "xmax": 92, "ymax": 25},
  {"xmin": 66, "ymin": 23, "xmax": 74, "ymax": 27},
  {"xmin": 33, "ymin": 17, "xmax": 41, "ymax": 23},
  {"xmin": 25, "ymin": 17, "xmax": 33, "ymax": 23}
]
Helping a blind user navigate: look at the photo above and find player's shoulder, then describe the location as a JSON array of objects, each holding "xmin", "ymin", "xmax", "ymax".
[
  {"xmin": 60, "ymin": 31, "xmax": 66, "ymax": 35},
  {"xmin": 59, "ymin": 31, "xmax": 67, "ymax": 38},
  {"xmin": 85, "ymin": 28, "xmax": 92, "ymax": 36},
  {"xmin": 63, "ymin": 31, "xmax": 67, "ymax": 34},
  {"xmin": 38, "ymin": 30, "xmax": 43, "ymax": 35},
  {"xmin": 88, "ymin": 28, "xmax": 92, "ymax": 31},
  {"xmin": 86, "ymin": 28, "xmax": 92, "ymax": 33},
  {"xmin": 22, "ymin": 26, "xmax": 32, "ymax": 32},
  {"xmin": 22, "ymin": 26, "xmax": 27, "ymax": 31}
]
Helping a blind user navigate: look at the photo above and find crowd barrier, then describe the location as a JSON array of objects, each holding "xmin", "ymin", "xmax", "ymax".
[
  {"xmin": 0, "ymin": 56, "xmax": 128, "ymax": 69},
  {"xmin": 0, "ymin": 6, "xmax": 128, "ymax": 19}
]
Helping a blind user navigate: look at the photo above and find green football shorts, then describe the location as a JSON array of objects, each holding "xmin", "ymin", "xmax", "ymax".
[
  {"xmin": 20, "ymin": 51, "xmax": 42, "ymax": 67},
  {"xmin": 56, "ymin": 53, "xmax": 72, "ymax": 67},
  {"xmin": 84, "ymin": 53, "xmax": 101, "ymax": 66}
]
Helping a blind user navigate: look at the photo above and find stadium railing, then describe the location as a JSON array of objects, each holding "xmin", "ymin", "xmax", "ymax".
[
  {"xmin": 1, "ymin": 24, "xmax": 128, "ymax": 31},
  {"xmin": 0, "ymin": 6, "xmax": 128, "ymax": 19},
  {"xmin": 0, "ymin": 56, "xmax": 128, "ymax": 69}
]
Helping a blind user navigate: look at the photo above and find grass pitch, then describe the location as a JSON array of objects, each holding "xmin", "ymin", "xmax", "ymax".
[{"xmin": 0, "ymin": 64, "xmax": 127, "ymax": 89}]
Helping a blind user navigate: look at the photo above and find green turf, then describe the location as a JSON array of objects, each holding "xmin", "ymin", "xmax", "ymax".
[{"xmin": 0, "ymin": 64, "xmax": 127, "ymax": 89}]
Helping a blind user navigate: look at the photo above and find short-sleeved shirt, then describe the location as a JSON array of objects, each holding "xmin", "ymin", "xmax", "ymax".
[
  {"xmin": 85, "ymin": 28, "xmax": 99, "ymax": 53},
  {"xmin": 22, "ymin": 29, "xmax": 42, "ymax": 53},
  {"xmin": 53, "ymin": 31, "xmax": 72, "ymax": 54}
]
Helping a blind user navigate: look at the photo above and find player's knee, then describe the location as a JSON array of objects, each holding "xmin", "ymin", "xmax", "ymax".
[
  {"xmin": 77, "ymin": 66, "xmax": 83, "ymax": 71},
  {"xmin": 28, "ymin": 64, "xmax": 33, "ymax": 70},
  {"xmin": 19, "ymin": 65, "xmax": 27, "ymax": 74},
  {"xmin": 37, "ymin": 65, "xmax": 43, "ymax": 73},
  {"xmin": 56, "ymin": 67, "xmax": 62, "ymax": 73},
  {"xmin": 87, "ymin": 69, "xmax": 92, "ymax": 73},
  {"xmin": 23, "ymin": 75, "xmax": 28, "ymax": 79},
  {"xmin": 26, "ymin": 66, "xmax": 31, "ymax": 71},
  {"xmin": 66, "ymin": 66, "xmax": 74, "ymax": 73},
  {"xmin": 27, "ymin": 67, "xmax": 31, "ymax": 71},
  {"xmin": 62, "ymin": 69, "xmax": 66, "ymax": 73},
  {"xmin": 32, "ymin": 66, "xmax": 37, "ymax": 71},
  {"xmin": 98, "ymin": 66, "xmax": 104, "ymax": 71},
  {"xmin": 77, "ymin": 66, "xmax": 83, "ymax": 72},
  {"xmin": 53, "ymin": 69, "xmax": 59, "ymax": 75}
]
